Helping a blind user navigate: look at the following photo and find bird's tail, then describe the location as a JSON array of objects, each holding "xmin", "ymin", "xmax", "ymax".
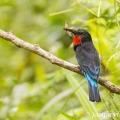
[
  {"xmin": 88, "ymin": 81, "xmax": 101, "ymax": 102},
  {"xmin": 85, "ymin": 74, "xmax": 101, "ymax": 102}
]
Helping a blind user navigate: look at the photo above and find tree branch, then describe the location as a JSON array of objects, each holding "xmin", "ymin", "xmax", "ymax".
[{"xmin": 0, "ymin": 29, "xmax": 120, "ymax": 94}]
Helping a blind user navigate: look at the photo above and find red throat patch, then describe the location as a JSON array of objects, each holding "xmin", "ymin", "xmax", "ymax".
[{"xmin": 73, "ymin": 36, "xmax": 82, "ymax": 45}]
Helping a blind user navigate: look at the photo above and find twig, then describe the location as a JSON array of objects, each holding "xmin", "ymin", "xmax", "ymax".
[{"xmin": 0, "ymin": 29, "xmax": 120, "ymax": 94}]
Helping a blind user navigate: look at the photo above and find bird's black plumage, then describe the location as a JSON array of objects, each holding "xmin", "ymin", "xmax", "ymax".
[
  {"xmin": 75, "ymin": 42, "xmax": 101, "ymax": 102},
  {"xmin": 75, "ymin": 42, "xmax": 100, "ymax": 80},
  {"xmin": 65, "ymin": 28, "xmax": 101, "ymax": 102}
]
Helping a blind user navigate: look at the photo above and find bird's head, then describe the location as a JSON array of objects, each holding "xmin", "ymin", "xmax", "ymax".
[{"xmin": 64, "ymin": 28, "xmax": 92, "ymax": 46}]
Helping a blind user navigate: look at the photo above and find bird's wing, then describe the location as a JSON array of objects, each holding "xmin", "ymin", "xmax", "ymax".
[{"xmin": 76, "ymin": 44, "xmax": 100, "ymax": 80}]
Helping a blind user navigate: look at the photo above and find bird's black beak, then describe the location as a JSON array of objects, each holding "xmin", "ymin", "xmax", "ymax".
[{"xmin": 64, "ymin": 28, "xmax": 76, "ymax": 35}]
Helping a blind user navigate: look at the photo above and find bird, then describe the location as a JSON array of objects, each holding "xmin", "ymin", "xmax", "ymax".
[{"xmin": 64, "ymin": 28, "xmax": 101, "ymax": 102}]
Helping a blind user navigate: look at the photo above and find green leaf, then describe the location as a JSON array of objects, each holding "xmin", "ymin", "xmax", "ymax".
[{"xmin": 59, "ymin": 111, "xmax": 78, "ymax": 120}]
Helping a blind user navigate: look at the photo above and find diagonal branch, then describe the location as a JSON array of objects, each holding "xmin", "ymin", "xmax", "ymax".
[{"xmin": 0, "ymin": 29, "xmax": 120, "ymax": 94}]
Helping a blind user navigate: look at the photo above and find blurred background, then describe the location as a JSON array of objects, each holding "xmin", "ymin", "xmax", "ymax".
[{"xmin": 0, "ymin": 0, "xmax": 120, "ymax": 120}]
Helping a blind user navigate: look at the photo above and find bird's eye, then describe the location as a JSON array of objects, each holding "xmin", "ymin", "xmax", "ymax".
[{"xmin": 83, "ymin": 32, "xmax": 86, "ymax": 35}]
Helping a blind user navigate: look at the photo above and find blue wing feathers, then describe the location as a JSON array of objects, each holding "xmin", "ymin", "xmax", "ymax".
[{"xmin": 85, "ymin": 73, "xmax": 97, "ymax": 87}]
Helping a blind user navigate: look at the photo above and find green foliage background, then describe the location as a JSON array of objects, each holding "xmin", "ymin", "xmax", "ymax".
[{"xmin": 0, "ymin": 0, "xmax": 120, "ymax": 120}]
